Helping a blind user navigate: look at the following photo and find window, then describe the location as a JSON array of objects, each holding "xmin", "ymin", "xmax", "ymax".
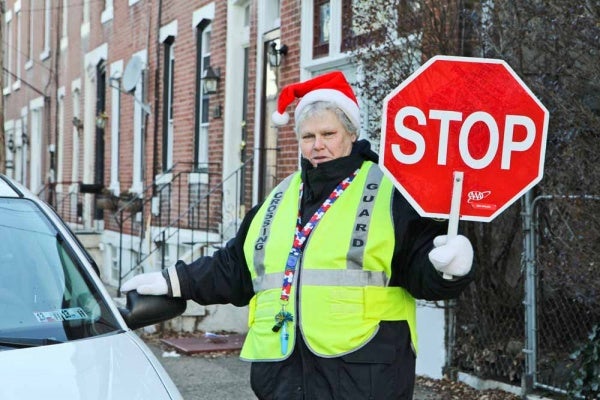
[
  {"xmin": 4, "ymin": 10, "xmax": 13, "ymax": 94},
  {"xmin": 307, "ymin": 0, "xmax": 392, "ymax": 61},
  {"xmin": 312, "ymin": 0, "xmax": 330, "ymax": 58},
  {"xmin": 17, "ymin": 112, "xmax": 27, "ymax": 185},
  {"xmin": 71, "ymin": 82, "xmax": 81, "ymax": 186},
  {"xmin": 341, "ymin": 0, "xmax": 387, "ymax": 52},
  {"xmin": 159, "ymin": 20, "xmax": 178, "ymax": 173},
  {"xmin": 4, "ymin": 120, "xmax": 15, "ymax": 179},
  {"xmin": 13, "ymin": 2, "xmax": 22, "ymax": 90},
  {"xmin": 131, "ymin": 51, "xmax": 147, "ymax": 194},
  {"xmin": 81, "ymin": 0, "xmax": 90, "ymax": 37},
  {"xmin": 109, "ymin": 61, "xmax": 122, "ymax": 193},
  {"xmin": 29, "ymin": 97, "xmax": 45, "ymax": 193},
  {"xmin": 26, "ymin": 0, "xmax": 33, "ymax": 69},
  {"xmin": 162, "ymin": 38, "xmax": 175, "ymax": 172},
  {"xmin": 41, "ymin": 0, "xmax": 50, "ymax": 60},
  {"xmin": 194, "ymin": 23, "xmax": 212, "ymax": 172},
  {"xmin": 57, "ymin": 88, "xmax": 65, "ymax": 190},
  {"xmin": 101, "ymin": 0, "xmax": 114, "ymax": 23},
  {"xmin": 61, "ymin": 0, "xmax": 68, "ymax": 50}
]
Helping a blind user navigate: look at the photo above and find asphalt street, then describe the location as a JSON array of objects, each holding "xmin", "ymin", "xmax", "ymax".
[
  {"xmin": 148, "ymin": 343, "xmax": 258, "ymax": 399},
  {"xmin": 147, "ymin": 343, "xmax": 437, "ymax": 400}
]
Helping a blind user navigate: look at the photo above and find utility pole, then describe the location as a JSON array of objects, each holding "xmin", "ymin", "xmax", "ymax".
[{"xmin": 0, "ymin": 0, "xmax": 5, "ymax": 174}]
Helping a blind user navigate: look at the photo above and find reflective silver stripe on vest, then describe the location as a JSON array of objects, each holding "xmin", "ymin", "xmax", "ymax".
[
  {"xmin": 252, "ymin": 174, "xmax": 297, "ymax": 277},
  {"xmin": 254, "ymin": 269, "xmax": 387, "ymax": 291},
  {"xmin": 346, "ymin": 165, "xmax": 385, "ymax": 270}
]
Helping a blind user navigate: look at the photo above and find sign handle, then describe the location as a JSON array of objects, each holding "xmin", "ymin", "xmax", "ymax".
[{"xmin": 444, "ymin": 171, "xmax": 464, "ymax": 280}]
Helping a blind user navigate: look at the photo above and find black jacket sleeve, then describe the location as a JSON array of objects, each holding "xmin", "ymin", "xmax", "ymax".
[
  {"xmin": 171, "ymin": 204, "xmax": 260, "ymax": 307},
  {"xmin": 389, "ymin": 191, "xmax": 475, "ymax": 300}
]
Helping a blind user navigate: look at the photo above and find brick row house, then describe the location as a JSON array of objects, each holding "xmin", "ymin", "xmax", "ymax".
[
  {"xmin": 2, "ymin": 0, "xmax": 386, "ymax": 328},
  {"xmin": 2, "ymin": 0, "xmax": 467, "ymax": 377},
  {"xmin": 3, "ymin": 0, "xmax": 398, "ymax": 289}
]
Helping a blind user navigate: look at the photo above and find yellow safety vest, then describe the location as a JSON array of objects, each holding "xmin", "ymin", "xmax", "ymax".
[{"xmin": 241, "ymin": 161, "xmax": 417, "ymax": 361}]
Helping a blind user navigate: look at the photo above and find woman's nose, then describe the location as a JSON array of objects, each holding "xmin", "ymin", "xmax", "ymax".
[{"xmin": 313, "ymin": 135, "xmax": 324, "ymax": 149}]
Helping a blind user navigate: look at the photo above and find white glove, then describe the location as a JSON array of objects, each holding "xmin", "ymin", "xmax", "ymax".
[
  {"xmin": 428, "ymin": 235, "xmax": 473, "ymax": 277},
  {"xmin": 120, "ymin": 272, "xmax": 168, "ymax": 295}
]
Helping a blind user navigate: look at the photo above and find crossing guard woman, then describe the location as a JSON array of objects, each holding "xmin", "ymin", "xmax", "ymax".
[{"xmin": 122, "ymin": 71, "xmax": 475, "ymax": 400}]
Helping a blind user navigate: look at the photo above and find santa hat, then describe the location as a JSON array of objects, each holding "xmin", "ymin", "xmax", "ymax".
[{"xmin": 272, "ymin": 71, "xmax": 360, "ymax": 130}]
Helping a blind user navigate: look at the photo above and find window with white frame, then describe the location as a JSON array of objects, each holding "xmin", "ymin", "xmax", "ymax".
[
  {"xmin": 17, "ymin": 110, "xmax": 27, "ymax": 185},
  {"xmin": 41, "ymin": 0, "xmax": 50, "ymax": 60},
  {"xmin": 340, "ymin": 0, "xmax": 388, "ymax": 52},
  {"xmin": 312, "ymin": 0, "xmax": 330, "ymax": 58},
  {"xmin": 194, "ymin": 24, "xmax": 211, "ymax": 172},
  {"xmin": 307, "ymin": 0, "xmax": 390, "ymax": 61},
  {"xmin": 160, "ymin": 21, "xmax": 177, "ymax": 173},
  {"xmin": 102, "ymin": 0, "xmax": 114, "ymax": 24},
  {"xmin": 26, "ymin": 0, "xmax": 33, "ymax": 69},
  {"xmin": 57, "ymin": 87, "xmax": 65, "ymax": 189},
  {"xmin": 61, "ymin": 0, "xmax": 68, "ymax": 50},
  {"xmin": 71, "ymin": 82, "xmax": 81, "ymax": 185},
  {"xmin": 13, "ymin": 119, "xmax": 23, "ymax": 181},
  {"xmin": 4, "ymin": 10, "xmax": 13, "ymax": 94},
  {"xmin": 4, "ymin": 120, "xmax": 15, "ymax": 179},
  {"xmin": 29, "ymin": 97, "xmax": 45, "ymax": 194},
  {"xmin": 13, "ymin": 1, "xmax": 21, "ymax": 90},
  {"xmin": 131, "ymin": 50, "xmax": 147, "ymax": 194},
  {"xmin": 81, "ymin": 0, "xmax": 90, "ymax": 37},
  {"xmin": 162, "ymin": 38, "xmax": 175, "ymax": 172},
  {"xmin": 109, "ymin": 61, "xmax": 122, "ymax": 193}
]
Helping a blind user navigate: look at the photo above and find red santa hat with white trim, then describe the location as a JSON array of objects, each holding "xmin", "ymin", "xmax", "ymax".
[{"xmin": 271, "ymin": 71, "xmax": 360, "ymax": 131}]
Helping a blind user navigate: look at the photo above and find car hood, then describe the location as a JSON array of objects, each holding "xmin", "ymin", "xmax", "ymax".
[{"xmin": 0, "ymin": 331, "xmax": 180, "ymax": 400}]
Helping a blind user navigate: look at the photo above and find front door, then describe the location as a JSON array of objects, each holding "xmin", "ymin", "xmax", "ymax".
[{"xmin": 258, "ymin": 30, "xmax": 282, "ymax": 200}]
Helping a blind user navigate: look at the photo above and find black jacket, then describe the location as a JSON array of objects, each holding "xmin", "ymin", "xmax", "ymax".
[{"xmin": 171, "ymin": 140, "xmax": 474, "ymax": 399}]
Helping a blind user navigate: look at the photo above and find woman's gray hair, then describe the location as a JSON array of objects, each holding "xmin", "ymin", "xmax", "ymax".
[{"xmin": 294, "ymin": 101, "xmax": 358, "ymax": 138}]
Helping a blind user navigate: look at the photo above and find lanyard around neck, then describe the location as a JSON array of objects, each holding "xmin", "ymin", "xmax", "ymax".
[
  {"xmin": 272, "ymin": 168, "xmax": 360, "ymax": 354},
  {"xmin": 278, "ymin": 168, "xmax": 360, "ymax": 303}
]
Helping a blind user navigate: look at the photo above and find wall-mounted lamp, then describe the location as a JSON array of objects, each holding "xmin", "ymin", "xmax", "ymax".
[
  {"xmin": 201, "ymin": 66, "xmax": 220, "ymax": 95},
  {"xmin": 269, "ymin": 42, "xmax": 288, "ymax": 68},
  {"xmin": 96, "ymin": 111, "xmax": 108, "ymax": 129},
  {"xmin": 7, "ymin": 136, "xmax": 15, "ymax": 153},
  {"xmin": 72, "ymin": 116, "xmax": 84, "ymax": 130}
]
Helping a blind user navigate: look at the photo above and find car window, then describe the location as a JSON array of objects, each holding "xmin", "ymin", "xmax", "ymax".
[{"xmin": 0, "ymin": 198, "xmax": 121, "ymax": 347}]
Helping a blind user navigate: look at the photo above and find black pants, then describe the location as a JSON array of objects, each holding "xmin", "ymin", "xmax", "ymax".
[{"xmin": 250, "ymin": 321, "xmax": 416, "ymax": 400}]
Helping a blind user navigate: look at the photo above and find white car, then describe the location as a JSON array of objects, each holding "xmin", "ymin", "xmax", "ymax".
[{"xmin": 0, "ymin": 174, "xmax": 185, "ymax": 399}]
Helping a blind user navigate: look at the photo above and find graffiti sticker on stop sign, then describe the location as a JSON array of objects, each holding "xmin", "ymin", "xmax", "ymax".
[{"xmin": 380, "ymin": 55, "xmax": 549, "ymax": 222}]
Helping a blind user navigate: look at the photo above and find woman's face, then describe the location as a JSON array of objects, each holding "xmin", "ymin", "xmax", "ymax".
[{"xmin": 298, "ymin": 110, "xmax": 357, "ymax": 167}]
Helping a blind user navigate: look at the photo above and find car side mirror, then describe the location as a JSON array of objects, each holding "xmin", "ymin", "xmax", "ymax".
[{"xmin": 118, "ymin": 291, "xmax": 187, "ymax": 331}]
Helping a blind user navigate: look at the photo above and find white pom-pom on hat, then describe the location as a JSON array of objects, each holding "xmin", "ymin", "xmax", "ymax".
[{"xmin": 271, "ymin": 110, "xmax": 290, "ymax": 126}]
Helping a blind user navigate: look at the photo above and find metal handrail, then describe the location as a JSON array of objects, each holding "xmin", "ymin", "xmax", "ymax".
[{"xmin": 116, "ymin": 158, "xmax": 253, "ymax": 291}]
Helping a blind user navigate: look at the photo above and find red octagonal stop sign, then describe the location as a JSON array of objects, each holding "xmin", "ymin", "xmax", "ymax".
[{"xmin": 380, "ymin": 55, "xmax": 549, "ymax": 222}]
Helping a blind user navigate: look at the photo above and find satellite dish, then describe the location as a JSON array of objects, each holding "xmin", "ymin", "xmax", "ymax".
[{"xmin": 122, "ymin": 55, "xmax": 143, "ymax": 93}]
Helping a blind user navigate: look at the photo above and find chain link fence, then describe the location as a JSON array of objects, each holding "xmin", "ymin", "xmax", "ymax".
[
  {"xmin": 450, "ymin": 195, "xmax": 600, "ymax": 396},
  {"xmin": 532, "ymin": 195, "xmax": 600, "ymax": 394}
]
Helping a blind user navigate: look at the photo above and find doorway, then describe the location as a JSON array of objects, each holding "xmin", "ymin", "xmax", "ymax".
[{"xmin": 258, "ymin": 30, "xmax": 283, "ymax": 200}]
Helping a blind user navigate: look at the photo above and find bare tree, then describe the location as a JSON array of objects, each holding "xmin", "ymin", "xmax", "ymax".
[{"xmin": 349, "ymin": 0, "xmax": 600, "ymax": 386}]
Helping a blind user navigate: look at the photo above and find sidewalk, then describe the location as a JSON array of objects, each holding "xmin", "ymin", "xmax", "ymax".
[{"xmin": 147, "ymin": 332, "xmax": 523, "ymax": 399}]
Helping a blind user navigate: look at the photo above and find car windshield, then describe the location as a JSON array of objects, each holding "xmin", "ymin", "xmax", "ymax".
[{"xmin": 0, "ymin": 198, "xmax": 121, "ymax": 349}]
